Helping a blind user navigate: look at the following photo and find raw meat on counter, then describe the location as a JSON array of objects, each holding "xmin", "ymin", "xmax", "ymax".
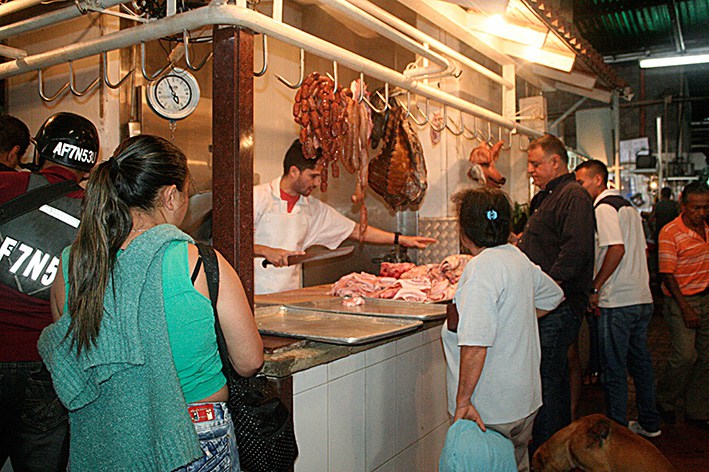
[{"xmin": 330, "ymin": 255, "xmax": 471, "ymax": 302}]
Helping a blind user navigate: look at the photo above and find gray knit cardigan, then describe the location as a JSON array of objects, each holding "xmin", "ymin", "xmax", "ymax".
[{"xmin": 39, "ymin": 225, "xmax": 202, "ymax": 471}]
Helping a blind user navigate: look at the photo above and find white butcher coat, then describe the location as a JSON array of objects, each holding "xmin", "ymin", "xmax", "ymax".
[{"xmin": 253, "ymin": 177, "xmax": 356, "ymax": 295}]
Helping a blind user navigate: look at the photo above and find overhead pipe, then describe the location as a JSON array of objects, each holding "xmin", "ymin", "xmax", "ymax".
[
  {"xmin": 345, "ymin": 0, "xmax": 513, "ymax": 89},
  {"xmin": 0, "ymin": 0, "xmax": 46, "ymax": 18},
  {"xmin": 320, "ymin": 0, "xmax": 451, "ymax": 79},
  {"xmin": 0, "ymin": 0, "xmax": 132, "ymax": 40},
  {"xmin": 0, "ymin": 2, "xmax": 541, "ymax": 136}
]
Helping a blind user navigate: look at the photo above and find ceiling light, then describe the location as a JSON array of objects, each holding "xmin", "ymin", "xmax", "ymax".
[
  {"xmin": 639, "ymin": 53, "xmax": 709, "ymax": 68},
  {"xmin": 467, "ymin": 12, "xmax": 548, "ymax": 48}
]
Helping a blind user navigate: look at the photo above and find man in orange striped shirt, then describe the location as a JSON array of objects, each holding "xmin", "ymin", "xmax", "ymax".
[{"xmin": 656, "ymin": 181, "xmax": 709, "ymax": 429}]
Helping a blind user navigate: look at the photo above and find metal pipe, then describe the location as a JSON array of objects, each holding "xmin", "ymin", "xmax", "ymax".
[
  {"xmin": 0, "ymin": 44, "xmax": 28, "ymax": 59},
  {"xmin": 320, "ymin": 0, "xmax": 450, "ymax": 78},
  {"xmin": 0, "ymin": 0, "xmax": 45, "ymax": 18},
  {"xmin": 657, "ymin": 117, "xmax": 664, "ymax": 188},
  {"xmin": 346, "ymin": 0, "xmax": 513, "ymax": 88},
  {"xmin": 549, "ymin": 97, "xmax": 587, "ymax": 131},
  {"xmin": 0, "ymin": 0, "xmax": 131, "ymax": 40},
  {"xmin": 0, "ymin": 3, "xmax": 541, "ymax": 136}
]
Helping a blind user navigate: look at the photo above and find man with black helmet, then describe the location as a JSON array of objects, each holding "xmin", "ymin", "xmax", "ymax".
[
  {"xmin": 0, "ymin": 115, "xmax": 30, "ymax": 172},
  {"xmin": 0, "ymin": 112, "xmax": 99, "ymax": 472}
]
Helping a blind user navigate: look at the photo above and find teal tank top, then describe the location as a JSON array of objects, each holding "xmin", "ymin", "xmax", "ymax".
[
  {"xmin": 161, "ymin": 241, "xmax": 226, "ymax": 403},
  {"xmin": 62, "ymin": 241, "xmax": 226, "ymax": 403}
]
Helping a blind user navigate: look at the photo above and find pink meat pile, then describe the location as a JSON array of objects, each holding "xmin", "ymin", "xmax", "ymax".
[{"xmin": 330, "ymin": 254, "xmax": 472, "ymax": 303}]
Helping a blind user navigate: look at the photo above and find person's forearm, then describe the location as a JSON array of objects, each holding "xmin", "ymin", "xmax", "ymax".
[
  {"xmin": 662, "ymin": 273, "xmax": 690, "ymax": 308},
  {"xmin": 350, "ymin": 223, "xmax": 396, "ymax": 244},
  {"xmin": 593, "ymin": 244, "xmax": 625, "ymax": 291},
  {"xmin": 456, "ymin": 346, "xmax": 487, "ymax": 408},
  {"xmin": 253, "ymin": 244, "xmax": 272, "ymax": 258}
]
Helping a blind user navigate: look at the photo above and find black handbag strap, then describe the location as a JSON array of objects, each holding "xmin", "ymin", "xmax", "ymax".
[
  {"xmin": 195, "ymin": 243, "xmax": 233, "ymax": 380},
  {"xmin": 0, "ymin": 178, "xmax": 81, "ymax": 225}
]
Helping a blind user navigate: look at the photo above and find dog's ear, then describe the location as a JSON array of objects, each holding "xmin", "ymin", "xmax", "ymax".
[{"xmin": 585, "ymin": 418, "xmax": 611, "ymax": 448}]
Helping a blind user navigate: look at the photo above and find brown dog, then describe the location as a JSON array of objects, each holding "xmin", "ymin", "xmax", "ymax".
[{"xmin": 532, "ymin": 414, "xmax": 674, "ymax": 472}]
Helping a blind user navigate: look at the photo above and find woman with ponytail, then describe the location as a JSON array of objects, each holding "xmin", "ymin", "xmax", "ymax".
[
  {"xmin": 440, "ymin": 188, "xmax": 563, "ymax": 472},
  {"xmin": 38, "ymin": 135, "xmax": 263, "ymax": 472}
]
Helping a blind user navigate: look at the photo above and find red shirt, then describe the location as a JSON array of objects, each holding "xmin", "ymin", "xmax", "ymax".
[
  {"xmin": 280, "ymin": 188, "xmax": 300, "ymax": 213},
  {"xmin": 0, "ymin": 166, "xmax": 84, "ymax": 362}
]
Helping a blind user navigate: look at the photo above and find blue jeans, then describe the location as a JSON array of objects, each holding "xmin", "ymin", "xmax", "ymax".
[
  {"xmin": 176, "ymin": 402, "xmax": 240, "ymax": 472},
  {"xmin": 531, "ymin": 301, "xmax": 582, "ymax": 452},
  {"xmin": 0, "ymin": 361, "xmax": 69, "ymax": 472},
  {"xmin": 599, "ymin": 303, "xmax": 660, "ymax": 431}
]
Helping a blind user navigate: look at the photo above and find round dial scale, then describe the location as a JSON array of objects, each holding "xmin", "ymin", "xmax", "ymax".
[{"xmin": 146, "ymin": 67, "xmax": 200, "ymax": 121}]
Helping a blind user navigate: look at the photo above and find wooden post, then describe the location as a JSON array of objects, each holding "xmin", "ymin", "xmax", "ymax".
[{"xmin": 212, "ymin": 25, "xmax": 255, "ymax": 306}]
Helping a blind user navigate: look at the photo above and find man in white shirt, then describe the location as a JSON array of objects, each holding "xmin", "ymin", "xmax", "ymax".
[
  {"xmin": 253, "ymin": 140, "xmax": 436, "ymax": 294},
  {"xmin": 575, "ymin": 159, "xmax": 661, "ymax": 438}
]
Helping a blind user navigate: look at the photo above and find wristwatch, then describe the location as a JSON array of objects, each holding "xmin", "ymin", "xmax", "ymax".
[{"xmin": 394, "ymin": 232, "xmax": 401, "ymax": 245}]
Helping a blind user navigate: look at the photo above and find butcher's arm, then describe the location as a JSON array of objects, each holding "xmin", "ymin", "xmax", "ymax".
[
  {"xmin": 253, "ymin": 244, "xmax": 305, "ymax": 267},
  {"xmin": 454, "ymin": 345, "xmax": 488, "ymax": 431},
  {"xmin": 662, "ymin": 273, "xmax": 700, "ymax": 328},
  {"xmin": 349, "ymin": 224, "xmax": 437, "ymax": 249}
]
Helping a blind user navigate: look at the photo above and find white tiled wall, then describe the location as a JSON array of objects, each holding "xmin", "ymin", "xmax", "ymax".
[{"xmin": 292, "ymin": 325, "xmax": 450, "ymax": 472}]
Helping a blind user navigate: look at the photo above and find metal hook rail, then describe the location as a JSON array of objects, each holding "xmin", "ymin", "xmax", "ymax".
[
  {"xmin": 0, "ymin": 4, "xmax": 543, "ymax": 139},
  {"xmin": 445, "ymin": 109, "xmax": 464, "ymax": 136},
  {"xmin": 141, "ymin": 41, "xmax": 171, "ymax": 82},
  {"xmin": 276, "ymin": 48, "xmax": 304, "ymax": 89}
]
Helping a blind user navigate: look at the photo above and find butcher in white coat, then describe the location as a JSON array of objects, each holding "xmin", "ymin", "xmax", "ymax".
[{"xmin": 253, "ymin": 140, "xmax": 436, "ymax": 295}]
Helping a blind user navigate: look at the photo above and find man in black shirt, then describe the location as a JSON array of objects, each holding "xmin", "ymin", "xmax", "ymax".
[
  {"xmin": 0, "ymin": 115, "xmax": 30, "ymax": 172},
  {"xmin": 518, "ymin": 134, "xmax": 595, "ymax": 451}
]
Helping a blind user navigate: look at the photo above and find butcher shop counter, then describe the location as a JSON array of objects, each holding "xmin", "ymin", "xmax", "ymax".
[{"xmin": 255, "ymin": 285, "xmax": 450, "ymax": 472}]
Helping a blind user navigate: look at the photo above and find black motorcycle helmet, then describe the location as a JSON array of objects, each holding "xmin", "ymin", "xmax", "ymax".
[{"xmin": 24, "ymin": 112, "xmax": 99, "ymax": 172}]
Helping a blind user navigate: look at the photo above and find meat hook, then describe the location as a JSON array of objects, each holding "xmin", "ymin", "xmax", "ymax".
[
  {"xmin": 102, "ymin": 52, "xmax": 133, "ymax": 89},
  {"xmin": 37, "ymin": 69, "xmax": 69, "ymax": 102},
  {"xmin": 460, "ymin": 115, "xmax": 476, "ymax": 140},
  {"xmin": 68, "ymin": 61, "xmax": 100, "ymax": 97},
  {"xmin": 445, "ymin": 109, "xmax": 464, "ymax": 136},
  {"xmin": 519, "ymin": 134, "xmax": 530, "ymax": 152},
  {"xmin": 473, "ymin": 117, "xmax": 487, "ymax": 143},
  {"xmin": 140, "ymin": 41, "xmax": 170, "ymax": 82},
  {"xmin": 254, "ymin": 34, "xmax": 268, "ymax": 77},
  {"xmin": 374, "ymin": 83, "xmax": 390, "ymax": 112},
  {"xmin": 412, "ymin": 98, "xmax": 430, "ymax": 126},
  {"xmin": 358, "ymin": 72, "xmax": 387, "ymax": 114},
  {"xmin": 276, "ymin": 48, "xmax": 304, "ymax": 89},
  {"xmin": 499, "ymin": 127, "xmax": 514, "ymax": 150},
  {"xmin": 183, "ymin": 30, "xmax": 213, "ymax": 72},
  {"xmin": 325, "ymin": 61, "xmax": 339, "ymax": 90}
]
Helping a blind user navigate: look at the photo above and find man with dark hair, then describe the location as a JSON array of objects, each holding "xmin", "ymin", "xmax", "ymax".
[
  {"xmin": 517, "ymin": 134, "xmax": 595, "ymax": 451},
  {"xmin": 0, "ymin": 112, "xmax": 99, "ymax": 472},
  {"xmin": 253, "ymin": 139, "xmax": 436, "ymax": 294},
  {"xmin": 651, "ymin": 187, "xmax": 679, "ymax": 243},
  {"xmin": 575, "ymin": 159, "xmax": 661, "ymax": 438},
  {"xmin": 656, "ymin": 181, "xmax": 709, "ymax": 429},
  {"xmin": 0, "ymin": 115, "xmax": 31, "ymax": 171}
]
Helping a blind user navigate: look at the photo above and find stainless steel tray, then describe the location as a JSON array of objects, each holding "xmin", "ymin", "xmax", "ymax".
[
  {"xmin": 286, "ymin": 297, "xmax": 447, "ymax": 321},
  {"xmin": 255, "ymin": 305, "xmax": 423, "ymax": 345}
]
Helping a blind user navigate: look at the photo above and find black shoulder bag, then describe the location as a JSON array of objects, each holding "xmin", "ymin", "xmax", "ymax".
[{"xmin": 195, "ymin": 244, "xmax": 299, "ymax": 472}]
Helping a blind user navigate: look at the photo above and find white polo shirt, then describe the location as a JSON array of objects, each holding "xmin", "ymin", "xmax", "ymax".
[
  {"xmin": 253, "ymin": 177, "xmax": 355, "ymax": 294},
  {"xmin": 594, "ymin": 189, "xmax": 653, "ymax": 308}
]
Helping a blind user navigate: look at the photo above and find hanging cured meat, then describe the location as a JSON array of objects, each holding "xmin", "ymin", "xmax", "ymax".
[
  {"xmin": 368, "ymin": 104, "xmax": 428, "ymax": 210},
  {"xmin": 293, "ymin": 72, "xmax": 351, "ymax": 192}
]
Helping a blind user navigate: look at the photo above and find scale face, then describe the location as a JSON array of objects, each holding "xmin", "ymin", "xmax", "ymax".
[{"xmin": 146, "ymin": 67, "xmax": 200, "ymax": 120}]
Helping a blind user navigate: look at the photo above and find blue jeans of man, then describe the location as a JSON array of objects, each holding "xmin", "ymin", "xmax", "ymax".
[
  {"xmin": 530, "ymin": 301, "xmax": 582, "ymax": 452},
  {"xmin": 599, "ymin": 303, "xmax": 660, "ymax": 431},
  {"xmin": 0, "ymin": 361, "xmax": 69, "ymax": 472}
]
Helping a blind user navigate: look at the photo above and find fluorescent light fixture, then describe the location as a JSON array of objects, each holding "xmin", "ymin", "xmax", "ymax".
[
  {"xmin": 467, "ymin": 12, "xmax": 548, "ymax": 48},
  {"xmin": 639, "ymin": 53, "xmax": 709, "ymax": 68}
]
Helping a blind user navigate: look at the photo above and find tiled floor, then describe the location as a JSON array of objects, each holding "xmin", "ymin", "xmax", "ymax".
[{"xmin": 576, "ymin": 310, "xmax": 708, "ymax": 471}]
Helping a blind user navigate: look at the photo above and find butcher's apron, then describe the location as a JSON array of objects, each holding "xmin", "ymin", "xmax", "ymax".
[{"xmin": 254, "ymin": 204, "xmax": 309, "ymax": 295}]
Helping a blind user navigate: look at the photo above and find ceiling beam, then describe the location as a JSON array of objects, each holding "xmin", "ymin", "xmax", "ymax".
[{"xmin": 573, "ymin": 0, "xmax": 673, "ymax": 20}]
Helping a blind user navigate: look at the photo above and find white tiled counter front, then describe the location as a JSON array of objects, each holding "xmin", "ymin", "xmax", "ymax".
[{"xmin": 291, "ymin": 325, "xmax": 450, "ymax": 472}]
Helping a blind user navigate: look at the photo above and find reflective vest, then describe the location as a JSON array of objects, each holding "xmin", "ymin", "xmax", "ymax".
[{"xmin": 0, "ymin": 173, "xmax": 82, "ymax": 300}]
